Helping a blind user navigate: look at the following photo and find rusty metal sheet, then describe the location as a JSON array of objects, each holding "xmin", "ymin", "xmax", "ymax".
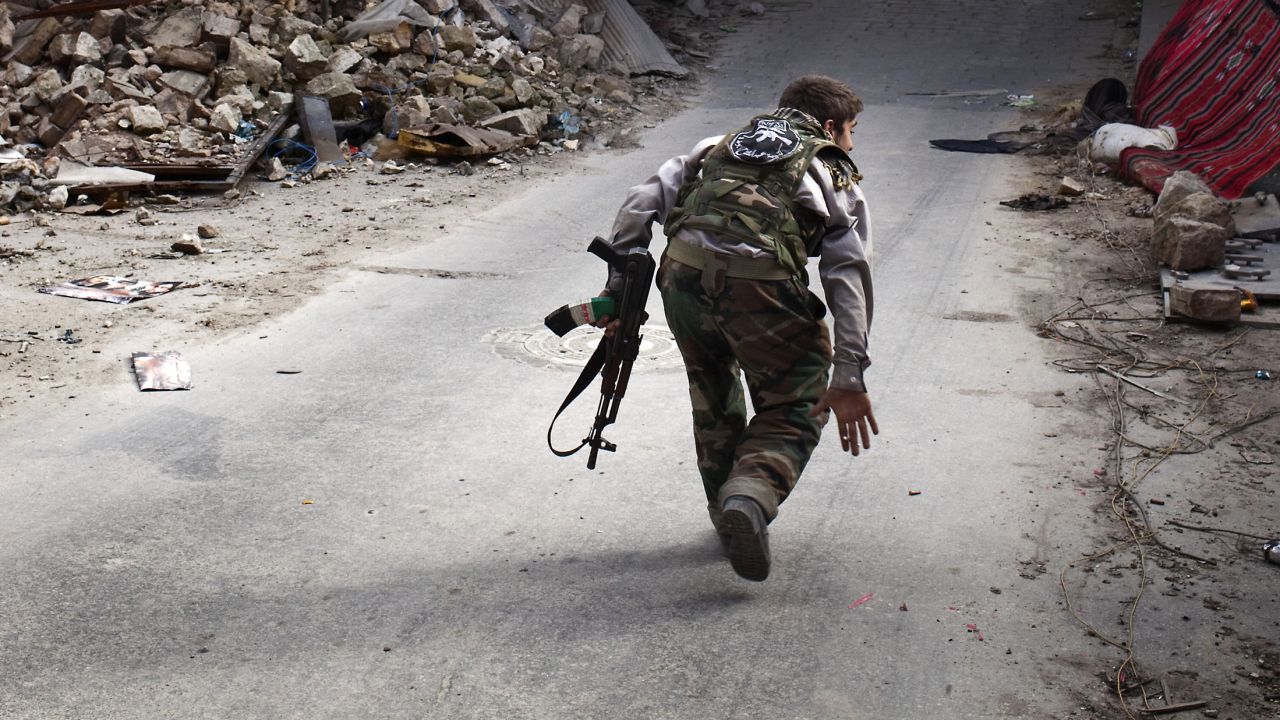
[
  {"xmin": 397, "ymin": 124, "xmax": 536, "ymax": 158},
  {"xmin": 584, "ymin": 0, "xmax": 688, "ymax": 77},
  {"xmin": 16, "ymin": 0, "xmax": 160, "ymax": 21}
]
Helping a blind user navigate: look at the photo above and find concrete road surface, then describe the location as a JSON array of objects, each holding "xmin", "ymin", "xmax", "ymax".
[{"xmin": 2, "ymin": 2, "xmax": 1135, "ymax": 718}]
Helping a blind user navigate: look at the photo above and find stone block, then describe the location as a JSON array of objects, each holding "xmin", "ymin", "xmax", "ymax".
[
  {"xmin": 37, "ymin": 117, "xmax": 66, "ymax": 147},
  {"xmin": 10, "ymin": 17, "xmax": 63, "ymax": 66},
  {"xmin": 147, "ymin": 7, "xmax": 203, "ymax": 48},
  {"xmin": 327, "ymin": 46, "xmax": 363, "ymax": 74},
  {"xmin": 29, "ymin": 68, "xmax": 65, "ymax": 103},
  {"xmin": 1152, "ymin": 216, "xmax": 1229, "ymax": 270},
  {"xmin": 1168, "ymin": 285, "xmax": 1241, "ymax": 323},
  {"xmin": 201, "ymin": 13, "xmax": 240, "ymax": 46},
  {"xmin": 125, "ymin": 104, "xmax": 166, "ymax": 134},
  {"xmin": 369, "ymin": 22, "xmax": 413, "ymax": 54},
  {"xmin": 209, "ymin": 103, "xmax": 242, "ymax": 133},
  {"xmin": 462, "ymin": 95, "xmax": 501, "ymax": 123},
  {"xmin": 229, "ymin": 37, "xmax": 281, "ymax": 88},
  {"xmin": 51, "ymin": 90, "xmax": 87, "ymax": 128},
  {"xmin": 559, "ymin": 34, "xmax": 604, "ymax": 71},
  {"xmin": 89, "ymin": 9, "xmax": 127, "ymax": 43},
  {"xmin": 438, "ymin": 25, "xmax": 478, "ymax": 55},
  {"xmin": 305, "ymin": 72, "xmax": 362, "ymax": 116},
  {"xmin": 552, "ymin": 4, "xmax": 588, "ymax": 37},
  {"xmin": 275, "ymin": 16, "xmax": 320, "ymax": 44},
  {"xmin": 461, "ymin": 0, "xmax": 509, "ymax": 33},
  {"xmin": 65, "ymin": 65, "xmax": 106, "ymax": 97},
  {"xmin": 1155, "ymin": 170, "xmax": 1213, "ymax": 216},
  {"xmin": 285, "ymin": 34, "xmax": 328, "ymax": 81},
  {"xmin": 480, "ymin": 107, "xmax": 546, "ymax": 136},
  {"xmin": 153, "ymin": 45, "xmax": 216, "ymax": 73},
  {"xmin": 159, "ymin": 69, "xmax": 210, "ymax": 98},
  {"xmin": 1156, "ymin": 191, "xmax": 1236, "ymax": 234}
]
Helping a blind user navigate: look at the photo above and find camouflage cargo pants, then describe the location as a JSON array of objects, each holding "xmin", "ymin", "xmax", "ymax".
[{"xmin": 658, "ymin": 254, "xmax": 832, "ymax": 527}]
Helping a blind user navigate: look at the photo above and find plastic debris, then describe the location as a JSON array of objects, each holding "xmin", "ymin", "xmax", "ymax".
[
  {"xmin": 1256, "ymin": 370, "xmax": 1272, "ymax": 380},
  {"xmin": 848, "ymin": 593, "xmax": 875, "ymax": 609},
  {"xmin": 965, "ymin": 623, "xmax": 985, "ymax": 641}
]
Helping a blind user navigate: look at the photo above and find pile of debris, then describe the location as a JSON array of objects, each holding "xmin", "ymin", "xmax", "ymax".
[{"xmin": 0, "ymin": 0, "xmax": 693, "ymax": 212}]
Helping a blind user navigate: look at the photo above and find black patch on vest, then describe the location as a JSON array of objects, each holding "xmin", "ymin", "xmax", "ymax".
[{"xmin": 728, "ymin": 118, "xmax": 802, "ymax": 164}]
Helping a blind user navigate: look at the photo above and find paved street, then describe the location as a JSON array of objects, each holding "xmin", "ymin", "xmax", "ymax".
[{"xmin": 2, "ymin": 1, "xmax": 1135, "ymax": 718}]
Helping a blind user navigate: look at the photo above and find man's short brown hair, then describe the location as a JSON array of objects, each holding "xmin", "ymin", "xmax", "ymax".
[{"xmin": 779, "ymin": 75, "xmax": 863, "ymax": 125}]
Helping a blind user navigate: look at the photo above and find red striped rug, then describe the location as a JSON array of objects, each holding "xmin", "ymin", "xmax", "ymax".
[{"xmin": 1122, "ymin": 0, "xmax": 1280, "ymax": 199}]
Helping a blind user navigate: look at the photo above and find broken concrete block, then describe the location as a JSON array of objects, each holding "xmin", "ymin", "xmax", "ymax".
[
  {"xmin": 264, "ymin": 156, "xmax": 288, "ymax": 181},
  {"xmin": 209, "ymin": 103, "xmax": 242, "ymax": 134},
  {"xmin": 10, "ymin": 17, "xmax": 62, "ymax": 66},
  {"xmin": 1156, "ymin": 191, "xmax": 1236, "ymax": 235},
  {"xmin": 159, "ymin": 69, "xmax": 210, "ymax": 98},
  {"xmin": 478, "ymin": 76, "xmax": 507, "ymax": 99},
  {"xmin": 1059, "ymin": 176, "xmax": 1085, "ymax": 197},
  {"xmin": 153, "ymin": 88, "xmax": 193, "ymax": 121},
  {"xmin": 413, "ymin": 29, "xmax": 439, "ymax": 57},
  {"xmin": 51, "ymin": 90, "xmax": 87, "ymax": 129},
  {"xmin": 172, "ymin": 236, "xmax": 204, "ymax": 255},
  {"xmin": 275, "ymin": 16, "xmax": 320, "ymax": 44},
  {"xmin": 1155, "ymin": 170, "xmax": 1213, "ymax": 215},
  {"xmin": 462, "ymin": 0, "xmax": 510, "ymax": 33},
  {"xmin": 369, "ymin": 21, "xmax": 413, "ymax": 54},
  {"xmin": 481, "ymin": 108, "xmax": 546, "ymax": 137},
  {"xmin": 552, "ymin": 4, "xmax": 588, "ymax": 37},
  {"xmin": 125, "ymin": 105, "xmax": 167, "ymax": 134},
  {"xmin": 1168, "ymin": 285, "xmax": 1241, "ymax": 323},
  {"xmin": 229, "ymin": 37, "xmax": 281, "ymax": 88},
  {"xmin": 327, "ymin": 46, "xmax": 363, "ymax": 74},
  {"xmin": 201, "ymin": 13, "xmax": 240, "ymax": 46},
  {"xmin": 29, "ymin": 68, "xmax": 65, "ymax": 103},
  {"xmin": 175, "ymin": 127, "xmax": 205, "ymax": 155},
  {"xmin": 285, "ymin": 35, "xmax": 328, "ymax": 81},
  {"xmin": 153, "ymin": 45, "xmax": 216, "ymax": 73},
  {"xmin": 37, "ymin": 117, "xmax": 66, "ymax": 147},
  {"xmin": 147, "ymin": 7, "xmax": 203, "ymax": 48},
  {"xmin": 0, "ymin": 7, "xmax": 13, "ymax": 55},
  {"xmin": 89, "ymin": 9, "xmax": 127, "ymax": 43},
  {"xmin": 438, "ymin": 25, "xmax": 478, "ymax": 55},
  {"xmin": 582, "ymin": 11, "xmax": 605, "ymax": 34},
  {"xmin": 462, "ymin": 95, "xmax": 501, "ymax": 123},
  {"xmin": 1152, "ymin": 216, "xmax": 1229, "ymax": 270},
  {"xmin": 305, "ymin": 72, "xmax": 362, "ymax": 116},
  {"xmin": 560, "ymin": 34, "xmax": 605, "ymax": 71},
  {"xmin": 64, "ymin": 65, "xmax": 105, "ymax": 97},
  {"xmin": 49, "ymin": 32, "xmax": 100, "ymax": 66}
]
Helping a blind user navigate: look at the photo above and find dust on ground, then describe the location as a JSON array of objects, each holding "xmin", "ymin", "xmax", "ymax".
[
  {"xmin": 0, "ymin": 52, "xmax": 723, "ymax": 420},
  {"xmin": 998, "ymin": 81, "xmax": 1280, "ymax": 720}
]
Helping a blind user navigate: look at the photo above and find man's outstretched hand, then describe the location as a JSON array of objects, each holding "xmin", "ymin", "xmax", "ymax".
[{"xmin": 809, "ymin": 388, "xmax": 879, "ymax": 456}]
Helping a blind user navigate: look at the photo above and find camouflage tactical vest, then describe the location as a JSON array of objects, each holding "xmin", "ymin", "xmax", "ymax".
[{"xmin": 665, "ymin": 108, "xmax": 861, "ymax": 280}]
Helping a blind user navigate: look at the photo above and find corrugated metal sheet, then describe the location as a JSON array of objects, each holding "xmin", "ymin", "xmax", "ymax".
[{"xmin": 585, "ymin": 0, "xmax": 688, "ymax": 77}]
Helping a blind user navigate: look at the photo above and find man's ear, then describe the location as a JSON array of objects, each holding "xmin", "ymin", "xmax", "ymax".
[{"xmin": 821, "ymin": 119, "xmax": 836, "ymax": 136}]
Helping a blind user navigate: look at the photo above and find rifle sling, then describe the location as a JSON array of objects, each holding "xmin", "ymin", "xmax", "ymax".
[{"xmin": 546, "ymin": 338, "xmax": 609, "ymax": 457}]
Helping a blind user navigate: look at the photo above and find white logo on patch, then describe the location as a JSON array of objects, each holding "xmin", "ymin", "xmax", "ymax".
[{"xmin": 729, "ymin": 119, "xmax": 802, "ymax": 164}]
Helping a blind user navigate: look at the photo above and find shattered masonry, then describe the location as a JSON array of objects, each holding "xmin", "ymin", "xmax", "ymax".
[{"xmin": 0, "ymin": 0, "xmax": 679, "ymax": 212}]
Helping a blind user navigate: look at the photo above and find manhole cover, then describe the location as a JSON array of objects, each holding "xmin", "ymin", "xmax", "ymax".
[{"xmin": 488, "ymin": 324, "xmax": 684, "ymax": 371}]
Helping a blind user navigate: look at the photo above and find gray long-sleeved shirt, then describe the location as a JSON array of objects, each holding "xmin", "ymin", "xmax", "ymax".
[{"xmin": 606, "ymin": 135, "xmax": 874, "ymax": 392}]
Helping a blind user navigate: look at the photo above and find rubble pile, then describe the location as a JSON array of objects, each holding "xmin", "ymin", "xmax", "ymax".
[{"xmin": 0, "ymin": 0, "xmax": 678, "ymax": 213}]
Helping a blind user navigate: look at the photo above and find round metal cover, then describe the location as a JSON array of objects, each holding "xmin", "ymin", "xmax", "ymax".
[{"xmin": 488, "ymin": 324, "xmax": 684, "ymax": 371}]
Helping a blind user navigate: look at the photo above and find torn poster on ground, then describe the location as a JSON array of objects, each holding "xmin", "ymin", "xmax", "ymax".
[
  {"xmin": 132, "ymin": 351, "xmax": 192, "ymax": 391},
  {"xmin": 39, "ymin": 275, "xmax": 183, "ymax": 304}
]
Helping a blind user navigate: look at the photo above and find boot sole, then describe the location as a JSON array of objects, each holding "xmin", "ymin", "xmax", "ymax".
[{"xmin": 720, "ymin": 506, "xmax": 770, "ymax": 582}]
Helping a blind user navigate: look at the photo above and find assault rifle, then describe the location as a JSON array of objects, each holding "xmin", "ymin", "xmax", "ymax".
[{"xmin": 546, "ymin": 237, "xmax": 656, "ymax": 469}]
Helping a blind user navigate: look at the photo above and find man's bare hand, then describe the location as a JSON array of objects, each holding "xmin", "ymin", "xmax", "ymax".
[{"xmin": 809, "ymin": 388, "xmax": 878, "ymax": 456}]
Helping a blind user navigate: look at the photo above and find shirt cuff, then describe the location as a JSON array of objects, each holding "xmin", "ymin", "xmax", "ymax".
[{"xmin": 829, "ymin": 361, "xmax": 868, "ymax": 393}]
